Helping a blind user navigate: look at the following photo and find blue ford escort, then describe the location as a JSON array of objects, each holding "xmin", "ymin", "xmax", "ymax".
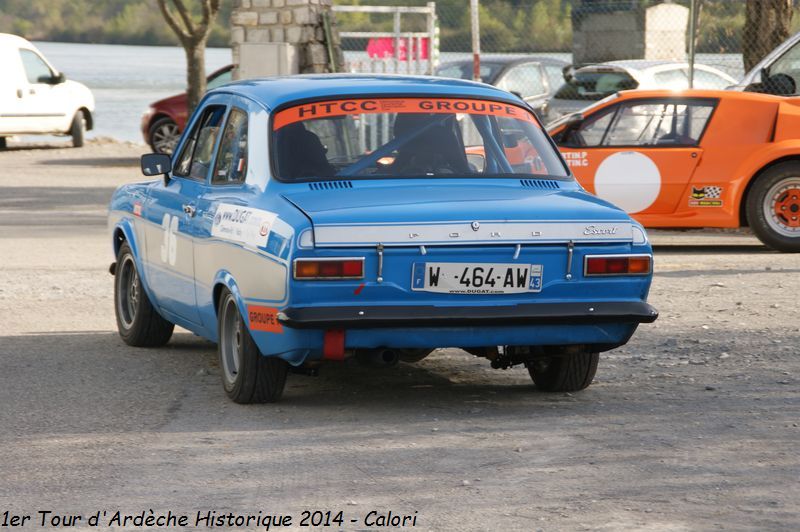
[{"xmin": 109, "ymin": 75, "xmax": 657, "ymax": 403}]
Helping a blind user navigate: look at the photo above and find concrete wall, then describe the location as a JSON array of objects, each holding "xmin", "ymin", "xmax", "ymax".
[
  {"xmin": 230, "ymin": 0, "xmax": 343, "ymax": 79},
  {"xmin": 572, "ymin": 2, "xmax": 689, "ymax": 66}
]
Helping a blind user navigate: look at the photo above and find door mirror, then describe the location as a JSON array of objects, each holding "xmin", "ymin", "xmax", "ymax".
[
  {"xmin": 141, "ymin": 153, "xmax": 172, "ymax": 183},
  {"xmin": 763, "ymin": 73, "xmax": 797, "ymax": 96},
  {"xmin": 564, "ymin": 113, "xmax": 584, "ymax": 129},
  {"xmin": 39, "ymin": 72, "xmax": 66, "ymax": 85}
]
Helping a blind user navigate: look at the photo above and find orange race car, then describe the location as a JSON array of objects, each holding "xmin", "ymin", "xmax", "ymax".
[{"xmin": 546, "ymin": 89, "xmax": 800, "ymax": 252}]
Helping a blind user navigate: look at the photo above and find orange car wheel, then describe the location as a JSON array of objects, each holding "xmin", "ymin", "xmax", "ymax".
[{"xmin": 746, "ymin": 162, "xmax": 800, "ymax": 253}]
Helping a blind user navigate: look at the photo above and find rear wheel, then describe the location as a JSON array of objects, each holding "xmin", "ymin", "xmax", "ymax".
[
  {"xmin": 746, "ymin": 162, "xmax": 800, "ymax": 252},
  {"xmin": 114, "ymin": 242, "xmax": 174, "ymax": 346},
  {"xmin": 0, "ymin": 137, "xmax": 7, "ymax": 150},
  {"xmin": 70, "ymin": 111, "xmax": 85, "ymax": 148},
  {"xmin": 218, "ymin": 289, "xmax": 288, "ymax": 403},
  {"xmin": 527, "ymin": 349, "xmax": 599, "ymax": 392},
  {"xmin": 148, "ymin": 116, "xmax": 180, "ymax": 154}
]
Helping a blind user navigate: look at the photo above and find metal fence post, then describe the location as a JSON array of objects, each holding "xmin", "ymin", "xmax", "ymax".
[
  {"xmin": 688, "ymin": 0, "xmax": 697, "ymax": 88},
  {"xmin": 427, "ymin": 1, "xmax": 437, "ymax": 74},
  {"xmin": 470, "ymin": 0, "xmax": 480, "ymax": 81}
]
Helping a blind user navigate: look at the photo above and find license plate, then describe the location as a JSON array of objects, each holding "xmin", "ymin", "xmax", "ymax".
[{"xmin": 412, "ymin": 262, "xmax": 543, "ymax": 294}]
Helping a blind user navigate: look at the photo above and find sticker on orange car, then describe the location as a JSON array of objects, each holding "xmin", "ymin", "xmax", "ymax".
[
  {"xmin": 247, "ymin": 305, "xmax": 283, "ymax": 333},
  {"xmin": 689, "ymin": 186, "xmax": 724, "ymax": 207},
  {"xmin": 562, "ymin": 151, "xmax": 589, "ymax": 168},
  {"xmin": 273, "ymin": 98, "xmax": 535, "ymax": 130}
]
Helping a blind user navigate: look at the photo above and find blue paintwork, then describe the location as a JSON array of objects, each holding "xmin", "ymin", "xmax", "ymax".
[
  {"xmin": 283, "ymin": 181, "xmax": 631, "ymax": 225},
  {"xmin": 109, "ymin": 74, "xmax": 655, "ymax": 365},
  {"xmin": 217, "ymin": 74, "xmax": 525, "ymax": 112}
]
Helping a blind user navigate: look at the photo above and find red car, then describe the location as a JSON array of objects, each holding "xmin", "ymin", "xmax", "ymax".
[{"xmin": 140, "ymin": 65, "xmax": 233, "ymax": 153}]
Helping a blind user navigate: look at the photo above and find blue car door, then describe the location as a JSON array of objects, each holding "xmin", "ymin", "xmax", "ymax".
[
  {"xmin": 190, "ymin": 100, "xmax": 263, "ymax": 331},
  {"xmin": 143, "ymin": 102, "xmax": 228, "ymax": 325}
]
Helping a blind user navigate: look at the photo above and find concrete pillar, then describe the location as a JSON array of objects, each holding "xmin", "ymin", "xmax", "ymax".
[
  {"xmin": 230, "ymin": 0, "xmax": 344, "ymax": 79},
  {"xmin": 572, "ymin": 1, "xmax": 689, "ymax": 66}
]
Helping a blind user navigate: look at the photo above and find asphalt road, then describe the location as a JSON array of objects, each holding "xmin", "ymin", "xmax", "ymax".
[{"xmin": 0, "ymin": 140, "xmax": 798, "ymax": 531}]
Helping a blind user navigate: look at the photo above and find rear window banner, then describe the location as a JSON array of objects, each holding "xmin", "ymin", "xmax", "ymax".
[{"xmin": 273, "ymin": 98, "xmax": 536, "ymax": 131}]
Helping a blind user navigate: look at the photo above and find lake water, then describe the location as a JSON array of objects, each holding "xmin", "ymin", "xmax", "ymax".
[
  {"xmin": 31, "ymin": 42, "xmax": 746, "ymax": 144},
  {"xmin": 35, "ymin": 42, "xmax": 231, "ymax": 143}
]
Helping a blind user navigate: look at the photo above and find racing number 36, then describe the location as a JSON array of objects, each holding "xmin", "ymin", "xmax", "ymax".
[{"xmin": 160, "ymin": 213, "xmax": 178, "ymax": 266}]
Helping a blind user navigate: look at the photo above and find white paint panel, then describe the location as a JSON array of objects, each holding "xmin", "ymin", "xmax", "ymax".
[{"xmin": 595, "ymin": 152, "xmax": 661, "ymax": 214}]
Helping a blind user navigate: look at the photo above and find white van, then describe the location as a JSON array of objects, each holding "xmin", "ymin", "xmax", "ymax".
[{"xmin": 0, "ymin": 33, "xmax": 94, "ymax": 148}]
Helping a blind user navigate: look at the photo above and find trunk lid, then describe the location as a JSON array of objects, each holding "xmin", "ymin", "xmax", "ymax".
[{"xmin": 283, "ymin": 182, "xmax": 634, "ymax": 247}]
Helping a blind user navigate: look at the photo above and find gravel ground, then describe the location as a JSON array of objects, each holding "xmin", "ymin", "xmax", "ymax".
[{"xmin": 0, "ymin": 139, "xmax": 798, "ymax": 531}]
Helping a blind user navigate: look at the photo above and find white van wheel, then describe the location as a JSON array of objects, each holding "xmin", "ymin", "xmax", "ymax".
[{"xmin": 70, "ymin": 112, "xmax": 86, "ymax": 148}]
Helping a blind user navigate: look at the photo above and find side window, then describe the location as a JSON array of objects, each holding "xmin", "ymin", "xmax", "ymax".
[
  {"xmin": 212, "ymin": 108, "xmax": 248, "ymax": 185},
  {"xmin": 499, "ymin": 64, "xmax": 546, "ymax": 99},
  {"xmin": 692, "ymin": 69, "xmax": 731, "ymax": 90},
  {"xmin": 653, "ymin": 68, "xmax": 688, "ymax": 90},
  {"xmin": 565, "ymin": 109, "xmax": 615, "ymax": 147},
  {"xmin": 207, "ymin": 69, "xmax": 232, "ymax": 91},
  {"xmin": 765, "ymin": 42, "xmax": 800, "ymax": 95},
  {"xmin": 544, "ymin": 65, "xmax": 566, "ymax": 93},
  {"xmin": 19, "ymin": 49, "xmax": 53, "ymax": 84},
  {"xmin": 173, "ymin": 105, "xmax": 226, "ymax": 180},
  {"xmin": 602, "ymin": 101, "xmax": 714, "ymax": 147}
]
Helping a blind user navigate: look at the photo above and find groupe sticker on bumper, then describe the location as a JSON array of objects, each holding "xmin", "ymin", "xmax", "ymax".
[
  {"xmin": 211, "ymin": 203, "xmax": 278, "ymax": 248},
  {"xmin": 247, "ymin": 305, "xmax": 283, "ymax": 334}
]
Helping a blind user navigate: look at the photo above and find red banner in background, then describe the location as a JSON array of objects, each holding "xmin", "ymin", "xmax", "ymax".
[{"xmin": 366, "ymin": 37, "xmax": 430, "ymax": 61}]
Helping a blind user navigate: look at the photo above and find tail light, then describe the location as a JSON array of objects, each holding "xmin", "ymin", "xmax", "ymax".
[
  {"xmin": 293, "ymin": 258, "xmax": 364, "ymax": 280},
  {"xmin": 584, "ymin": 255, "xmax": 652, "ymax": 276}
]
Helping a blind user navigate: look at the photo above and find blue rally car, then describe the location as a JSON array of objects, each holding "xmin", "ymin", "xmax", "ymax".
[{"xmin": 109, "ymin": 75, "xmax": 657, "ymax": 403}]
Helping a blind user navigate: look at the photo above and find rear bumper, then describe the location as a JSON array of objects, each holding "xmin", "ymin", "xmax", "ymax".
[{"xmin": 277, "ymin": 301, "xmax": 658, "ymax": 329}]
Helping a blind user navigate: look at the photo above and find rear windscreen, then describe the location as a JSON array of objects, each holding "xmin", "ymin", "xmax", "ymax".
[
  {"xmin": 554, "ymin": 71, "xmax": 639, "ymax": 101},
  {"xmin": 271, "ymin": 97, "xmax": 569, "ymax": 181}
]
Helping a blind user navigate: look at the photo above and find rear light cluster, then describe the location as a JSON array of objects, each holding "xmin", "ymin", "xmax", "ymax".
[
  {"xmin": 584, "ymin": 255, "xmax": 652, "ymax": 276},
  {"xmin": 294, "ymin": 258, "xmax": 364, "ymax": 280}
]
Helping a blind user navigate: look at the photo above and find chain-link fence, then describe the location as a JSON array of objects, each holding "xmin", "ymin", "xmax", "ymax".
[{"xmin": 333, "ymin": 0, "xmax": 800, "ymax": 87}]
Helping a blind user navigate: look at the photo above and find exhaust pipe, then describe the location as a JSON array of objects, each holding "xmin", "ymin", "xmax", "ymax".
[{"xmin": 355, "ymin": 348, "xmax": 399, "ymax": 367}]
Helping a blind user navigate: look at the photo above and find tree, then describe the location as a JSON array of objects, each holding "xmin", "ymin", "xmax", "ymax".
[
  {"xmin": 743, "ymin": 0, "xmax": 793, "ymax": 72},
  {"xmin": 157, "ymin": 0, "xmax": 221, "ymax": 113}
]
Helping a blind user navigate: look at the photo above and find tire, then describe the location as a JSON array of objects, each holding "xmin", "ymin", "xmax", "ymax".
[
  {"xmin": 218, "ymin": 289, "xmax": 288, "ymax": 403},
  {"xmin": 0, "ymin": 137, "xmax": 7, "ymax": 150},
  {"xmin": 114, "ymin": 242, "xmax": 174, "ymax": 347},
  {"xmin": 527, "ymin": 349, "xmax": 599, "ymax": 392},
  {"xmin": 148, "ymin": 116, "xmax": 181, "ymax": 154},
  {"xmin": 70, "ymin": 111, "xmax": 85, "ymax": 148},
  {"xmin": 746, "ymin": 162, "xmax": 800, "ymax": 252}
]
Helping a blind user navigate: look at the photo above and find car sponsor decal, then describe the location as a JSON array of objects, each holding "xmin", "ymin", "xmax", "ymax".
[
  {"xmin": 211, "ymin": 203, "xmax": 277, "ymax": 248},
  {"xmin": 132, "ymin": 202, "xmax": 142, "ymax": 217},
  {"xmin": 273, "ymin": 98, "xmax": 535, "ymax": 130},
  {"xmin": 247, "ymin": 305, "xmax": 283, "ymax": 333},
  {"xmin": 689, "ymin": 186, "xmax": 723, "ymax": 207},
  {"xmin": 561, "ymin": 150, "xmax": 589, "ymax": 168}
]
